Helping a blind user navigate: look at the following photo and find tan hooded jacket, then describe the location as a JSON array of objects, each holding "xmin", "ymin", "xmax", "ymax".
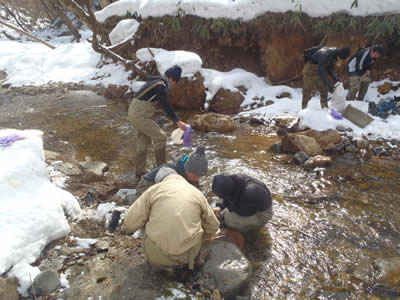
[{"xmin": 123, "ymin": 174, "xmax": 219, "ymax": 256}]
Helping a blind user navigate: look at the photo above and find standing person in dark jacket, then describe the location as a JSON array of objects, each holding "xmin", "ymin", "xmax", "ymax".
[
  {"xmin": 135, "ymin": 145, "xmax": 208, "ymax": 197},
  {"xmin": 347, "ymin": 46, "xmax": 384, "ymax": 101},
  {"xmin": 128, "ymin": 65, "xmax": 187, "ymax": 182},
  {"xmin": 212, "ymin": 174, "xmax": 273, "ymax": 232},
  {"xmin": 302, "ymin": 47, "xmax": 350, "ymax": 110}
]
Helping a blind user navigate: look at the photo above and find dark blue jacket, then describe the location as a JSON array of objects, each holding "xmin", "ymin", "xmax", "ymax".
[
  {"xmin": 347, "ymin": 47, "xmax": 375, "ymax": 77},
  {"xmin": 134, "ymin": 77, "xmax": 180, "ymax": 122},
  {"xmin": 309, "ymin": 47, "xmax": 340, "ymax": 87}
]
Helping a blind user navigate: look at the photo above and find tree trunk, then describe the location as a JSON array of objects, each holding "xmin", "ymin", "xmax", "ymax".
[
  {"xmin": 86, "ymin": 0, "xmax": 147, "ymax": 78},
  {"xmin": 58, "ymin": 0, "xmax": 107, "ymax": 37},
  {"xmin": 49, "ymin": 0, "xmax": 81, "ymax": 42}
]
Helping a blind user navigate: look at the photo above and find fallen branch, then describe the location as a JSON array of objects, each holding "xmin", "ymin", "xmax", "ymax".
[{"xmin": 0, "ymin": 20, "xmax": 56, "ymax": 49}]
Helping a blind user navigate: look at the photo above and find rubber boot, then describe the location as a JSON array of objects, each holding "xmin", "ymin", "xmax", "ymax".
[
  {"xmin": 154, "ymin": 147, "xmax": 166, "ymax": 167},
  {"xmin": 135, "ymin": 150, "xmax": 147, "ymax": 178}
]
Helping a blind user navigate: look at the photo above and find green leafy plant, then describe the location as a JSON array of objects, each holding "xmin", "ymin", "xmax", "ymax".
[
  {"xmin": 211, "ymin": 18, "xmax": 229, "ymax": 35},
  {"xmin": 166, "ymin": 16, "xmax": 182, "ymax": 32}
]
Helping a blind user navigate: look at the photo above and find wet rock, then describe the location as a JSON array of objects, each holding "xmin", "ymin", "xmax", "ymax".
[
  {"xmin": 336, "ymin": 125, "xmax": 347, "ymax": 132},
  {"xmin": 210, "ymin": 88, "xmax": 244, "ymax": 114},
  {"xmin": 249, "ymin": 117, "xmax": 264, "ymax": 126},
  {"xmin": 276, "ymin": 92, "xmax": 291, "ymax": 99},
  {"xmin": 0, "ymin": 277, "xmax": 18, "ymax": 300},
  {"xmin": 377, "ymin": 82, "xmax": 393, "ymax": 95},
  {"xmin": 355, "ymin": 138, "xmax": 369, "ymax": 149},
  {"xmin": 318, "ymin": 288, "xmax": 352, "ymax": 300},
  {"xmin": 96, "ymin": 240, "xmax": 110, "ymax": 253},
  {"xmin": 372, "ymin": 284, "xmax": 400, "ymax": 298},
  {"xmin": 104, "ymin": 84, "xmax": 129, "ymax": 99},
  {"xmin": 197, "ymin": 240, "xmax": 252, "ymax": 299},
  {"xmin": 304, "ymin": 155, "xmax": 332, "ymax": 169},
  {"xmin": 374, "ymin": 257, "xmax": 400, "ymax": 285},
  {"xmin": 293, "ymin": 151, "xmax": 309, "ymax": 165},
  {"xmin": 281, "ymin": 134, "xmax": 323, "ymax": 155},
  {"xmin": 54, "ymin": 162, "xmax": 82, "ymax": 176},
  {"xmin": 345, "ymin": 144, "xmax": 356, "ymax": 152},
  {"xmin": 28, "ymin": 270, "xmax": 60, "ymax": 296},
  {"xmin": 0, "ymin": 70, "xmax": 7, "ymax": 82},
  {"xmin": 44, "ymin": 150, "xmax": 60, "ymax": 161},
  {"xmin": 276, "ymin": 117, "xmax": 298, "ymax": 136},
  {"xmin": 189, "ymin": 112, "xmax": 234, "ymax": 133},
  {"xmin": 270, "ymin": 141, "xmax": 281, "ymax": 154},
  {"xmin": 79, "ymin": 161, "xmax": 109, "ymax": 176},
  {"xmin": 301, "ymin": 129, "xmax": 342, "ymax": 151}
]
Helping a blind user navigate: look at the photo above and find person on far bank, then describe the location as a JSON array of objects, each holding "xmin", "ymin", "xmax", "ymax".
[
  {"xmin": 346, "ymin": 46, "xmax": 384, "ymax": 101},
  {"xmin": 128, "ymin": 65, "xmax": 187, "ymax": 183},
  {"xmin": 135, "ymin": 145, "xmax": 208, "ymax": 197},
  {"xmin": 302, "ymin": 47, "xmax": 350, "ymax": 110},
  {"xmin": 212, "ymin": 174, "xmax": 273, "ymax": 233}
]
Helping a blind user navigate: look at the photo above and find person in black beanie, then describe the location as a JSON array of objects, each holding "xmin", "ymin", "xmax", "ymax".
[
  {"xmin": 212, "ymin": 174, "xmax": 273, "ymax": 232},
  {"xmin": 128, "ymin": 65, "xmax": 188, "ymax": 183}
]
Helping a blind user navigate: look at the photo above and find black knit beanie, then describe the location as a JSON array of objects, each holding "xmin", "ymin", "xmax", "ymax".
[
  {"xmin": 338, "ymin": 47, "xmax": 350, "ymax": 60},
  {"xmin": 165, "ymin": 65, "xmax": 182, "ymax": 82},
  {"xmin": 212, "ymin": 175, "xmax": 235, "ymax": 199}
]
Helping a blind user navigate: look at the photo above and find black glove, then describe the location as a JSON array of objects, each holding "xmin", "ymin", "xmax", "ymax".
[{"xmin": 328, "ymin": 85, "xmax": 335, "ymax": 93}]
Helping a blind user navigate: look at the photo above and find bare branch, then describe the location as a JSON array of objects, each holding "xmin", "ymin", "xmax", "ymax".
[
  {"xmin": 86, "ymin": 0, "xmax": 147, "ymax": 78},
  {"xmin": 0, "ymin": 20, "xmax": 56, "ymax": 49}
]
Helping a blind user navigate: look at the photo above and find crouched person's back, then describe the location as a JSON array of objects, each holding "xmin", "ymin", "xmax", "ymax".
[{"xmin": 123, "ymin": 174, "xmax": 219, "ymax": 272}]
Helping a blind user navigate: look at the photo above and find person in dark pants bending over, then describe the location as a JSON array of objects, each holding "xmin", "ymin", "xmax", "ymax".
[
  {"xmin": 212, "ymin": 174, "xmax": 273, "ymax": 232},
  {"xmin": 128, "ymin": 65, "xmax": 187, "ymax": 183},
  {"xmin": 302, "ymin": 47, "xmax": 350, "ymax": 109}
]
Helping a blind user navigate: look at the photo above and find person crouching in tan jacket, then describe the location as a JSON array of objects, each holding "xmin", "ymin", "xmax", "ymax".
[{"xmin": 122, "ymin": 170, "xmax": 220, "ymax": 273}]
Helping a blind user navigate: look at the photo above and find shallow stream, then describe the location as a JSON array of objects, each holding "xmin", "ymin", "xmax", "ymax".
[{"xmin": 1, "ymin": 89, "xmax": 399, "ymax": 299}]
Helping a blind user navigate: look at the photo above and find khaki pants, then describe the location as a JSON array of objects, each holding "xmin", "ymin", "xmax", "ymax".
[
  {"xmin": 142, "ymin": 231, "xmax": 202, "ymax": 271},
  {"xmin": 347, "ymin": 75, "xmax": 371, "ymax": 101},
  {"xmin": 128, "ymin": 98, "xmax": 167, "ymax": 177},
  {"xmin": 222, "ymin": 207, "xmax": 273, "ymax": 233},
  {"xmin": 302, "ymin": 62, "xmax": 329, "ymax": 109}
]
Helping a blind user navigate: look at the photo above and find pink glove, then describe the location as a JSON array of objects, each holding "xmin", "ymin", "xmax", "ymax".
[{"xmin": 183, "ymin": 125, "xmax": 192, "ymax": 147}]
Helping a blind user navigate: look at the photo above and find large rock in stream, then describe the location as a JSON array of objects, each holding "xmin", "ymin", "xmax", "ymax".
[{"xmin": 196, "ymin": 240, "xmax": 252, "ymax": 299}]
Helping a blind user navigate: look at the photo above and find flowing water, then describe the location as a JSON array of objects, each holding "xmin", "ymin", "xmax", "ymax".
[{"xmin": 1, "ymin": 89, "xmax": 399, "ymax": 299}]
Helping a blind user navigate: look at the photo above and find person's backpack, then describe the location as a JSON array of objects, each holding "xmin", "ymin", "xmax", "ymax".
[
  {"xmin": 368, "ymin": 97, "xmax": 400, "ymax": 119},
  {"xmin": 304, "ymin": 46, "xmax": 321, "ymax": 63}
]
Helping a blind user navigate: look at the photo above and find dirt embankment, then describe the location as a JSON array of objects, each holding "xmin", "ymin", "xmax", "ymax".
[{"xmin": 102, "ymin": 14, "xmax": 400, "ymax": 86}]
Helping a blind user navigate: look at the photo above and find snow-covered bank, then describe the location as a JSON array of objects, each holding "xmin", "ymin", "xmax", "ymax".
[
  {"xmin": 95, "ymin": 0, "xmax": 400, "ymax": 23},
  {"xmin": 0, "ymin": 129, "xmax": 81, "ymax": 295}
]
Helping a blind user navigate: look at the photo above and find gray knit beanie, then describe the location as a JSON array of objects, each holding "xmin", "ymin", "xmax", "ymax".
[
  {"xmin": 185, "ymin": 145, "xmax": 208, "ymax": 176},
  {"xmin": 155, "ymin": 167, "xmax": 177, "ymax": 183}
]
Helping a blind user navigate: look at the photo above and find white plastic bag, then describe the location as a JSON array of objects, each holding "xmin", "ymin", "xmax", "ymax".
[
  {"xmin": 330, "ymin": 82, "xmax": 347, "ymax": 113},
  {"xmin": 170, "ymin": 128, "xmax": 184, "ymax": 144}
]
